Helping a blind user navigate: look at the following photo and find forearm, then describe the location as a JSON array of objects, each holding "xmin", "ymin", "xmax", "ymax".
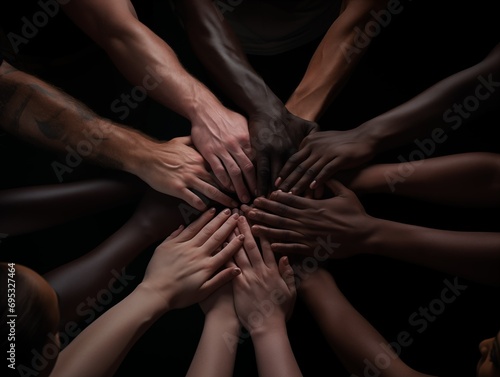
[
  {"xmin": 44, "ymin": 214, "xmax": 159, "ymax": 326},
  {"xmin": 251, "ymin": 323, "xmax": 302, "ymax": 377},
  {"xmin": 186, "ymin": 314, "xmax": 240, "ymax": 377},
  {"xmin": 367, "ymin": 218, "xmax": 500, "ymax": 285},
  {"xmin": 300, "ymin": 271, "xmax": 430, "ymax": 377},
  {"xmin": 286, "ymin": 0, "xmax": 389, "ymax": 121},
  {"xmin": 49, "ymin": 285, "xmax": 167, "ymax": 377},
  {"xmin": 0, "ymin": 65, "xmax": 155, "ymax": 176},
  {"xmin": 179, "ymin": 0, "xmax": 282, "ymax": 116},
  {"xmin": 348, "ymin": 153, "xmax": 500, "ymax": 207},
  {"xmin": 0, "ymin": 176, "xmax": 143, "ymax": 236},
  {"xmin": 357, "ymin": 43, "xmax": 500, "ymax": 154}
]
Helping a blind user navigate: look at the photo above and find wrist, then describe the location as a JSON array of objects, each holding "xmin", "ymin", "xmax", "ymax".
[
  {"xmin": 205, "ymin": 311, "xmax": 240, "ymax": 333},
  {"xmin": 249, "ymin": 318, "xmax": 287, "ymax": 340},
  {"xmin": 135, "ymin": 282, "xmax": 173, "ymax": 314}
]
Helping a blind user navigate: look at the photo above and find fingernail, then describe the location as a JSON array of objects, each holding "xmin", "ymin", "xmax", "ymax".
[
  {"xmin": 223, "ymin": 208, "xmax": 231, "ymax": 215},
  {"xmin": 241, "ymin": 195, "xmax": 249, "ymax": 203},
  {"xmin": 310, "ymin": 180, "xmax": 317, "ymax": 189},
  {"xmin": 283, "ymin": 256, "xmax": 289, "ymax": 265},
  {"xmin": 275, "ymin": 177, "xmax": 282, "ymax": 187},
  {"xmin": 238, "ymin": 216, "xmax": 246, "ymax": 223},
  {"xmin": 233, "ymin": 268, "xmax": 241, "ymax": 276},
  {"xmin": 231, "ymin": 201, "xmax": 239, "ymax": 207},
  {"xmin": 178, "ymin": 225, "xmax": 185, "ymax": 230},
  {"xmin": 254, "ymin": 189, "xmax": 258, "ymax": 196},
  {"xmin": 209, "ymin": 208, "xmax": 216, "ymax": 214},
  {"xmin": 232, "ymin": 213, "xmax": 239, "ymax": 219},
  {"xmin": 238, "ymin": 234, "xmax": 245, "ymax": 241}
]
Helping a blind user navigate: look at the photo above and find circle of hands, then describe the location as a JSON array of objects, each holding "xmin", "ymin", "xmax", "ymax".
[{"xmin": 137, "ymin": 124, "xmax": 374, "ymax": 332}]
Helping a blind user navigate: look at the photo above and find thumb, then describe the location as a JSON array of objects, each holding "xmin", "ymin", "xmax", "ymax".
[
  {"xmin": 325, "ymin": 179, "xmax": 352, "ymax": 197},
  {"xmin": 278, "ymin": 256, "xmax": 296, "ymax": 297}
]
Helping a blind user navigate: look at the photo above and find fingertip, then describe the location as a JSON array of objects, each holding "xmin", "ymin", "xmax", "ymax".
[
  {"xmin": 310, "ymin": 180, "xmax": 318, "ymax": 189},
  {"xmin": 275, "ymin": 177, "xmax": 282, "ymax": 187},
  {"xmin": 233, "ymin": 268, "xmax": 241, "ymax": 276}
]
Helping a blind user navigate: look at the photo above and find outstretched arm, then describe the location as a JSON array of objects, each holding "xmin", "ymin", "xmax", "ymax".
[
  {"xmin": 44, "ymin": 189, "xmax": 184, "ymax": 327},
  {"xmin": 276, "ymin": 42, "xmax": 500, "ymax": 194},
  {"xmin": 246, "ymin": 181, "xmax": 500, "ymax": 286},
  {"xmin": 345, "ymin": 152, "xmax": 500, "ymax": 206},
  {"xmin": 231, "ymin": 218, "xmax": 301, "ymax": 377},
  {"xmin": 0, "ymin": 175, "xmax": 144, "ymax": 236},
  {"xmin": 299, "ymin": 268, "xmax": 434, "ymax": 377},
  {"xmin": 0, "ymin": 61, "xmax": 236, "ymax": 210},
  {"xmin": 285, "ymin": 0, "xmax": 389, "ymax": 121},
  {"xmin": 62, "ymin": 0, "xmax": 255, "ymax": 203},
  {"xmin": 49, "ymin": 208, "xmax": 244, "ymax": 377},
  {"xmin": 176, "ymin": 0, "xmax": 318, "ymax": 196}
]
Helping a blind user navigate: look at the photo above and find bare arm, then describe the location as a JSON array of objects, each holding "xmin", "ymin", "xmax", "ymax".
[
  {"xmin": 247, "ymin": 181, "xmax": 500, "ymax": 286},
  {"xmin": 286, "ymin": 0, "xmax": 390, "ymax": 121},
  {"xmin": 276, "ymin": 42, "xmax": 500, "ymax": 194},
  {"xmin": 346, "ymin": 152, "xmax": 500, "ymax": 206},
  {"xmin": 49, "ymin": 208, "xmax": 244, "ymax": 377},
  {"xmin": 62, "ymin": 0, "xmax": 255, "ymax": 203},
  {"xmin": 0, "ymin": 176, "xmax": 143, "ymax": 236},
  {"xmin": 176, "ymin": 0, "xmax": 318, "ymax": 196},
  {"xmin": 0, "ymin": 61, "xmax": 236, "ymax": 210},
  {"xmin": 299, "ymin": 269, "xmax": 434, "ymax": 377},
  {"xmin": 231, "ymin": 218, "xmax": 301, "ymax": 377}
]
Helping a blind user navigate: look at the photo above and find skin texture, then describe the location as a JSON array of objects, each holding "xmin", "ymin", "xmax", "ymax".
[
  {"xmin": 20, "ymin": 208, "xmax": 244, "ymax": 377},
  {"xmin": 0, "ymin": 175, "xmax": 144, "ymax": 236},
  {"xmin": 44, "ymin": 188, "xmax": 186, "ymax": 327},
  {"xmin": 301, "ymin": 268, "xmax": 500, "ymax": 377},
  {"xmin": 244, "ymin": 178, "xmax": 500, "ymax": 286},
  {"xmin": 0, "ymin": 60, "xmax": 237, "ymax": 211},
  {"xmin": 187, "ymin": 215, "xmax": 300, "ymax": 377},
  {"xmin": 299, "ymin": 268, "xmax": 435, "ymax": 377},
  {"xmin": 285, "ymin": 0, "xmax": 390, "ymax": 122},
  {"xmin": 230, "ymin": 218, "xmax": 300, "ymax": 377},
  {"xmin": 277, "ymin": 42, "xmax": 500, "ymax": 194},
  {"xmin": 61, "ymin": 0, "xmax": 256, "ymax": 203},
  {"xmin": 176, "ymin": 0, "xmax": 318, "ymax": 196}
]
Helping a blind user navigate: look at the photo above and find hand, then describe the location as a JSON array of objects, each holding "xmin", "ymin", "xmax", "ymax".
[
  {"xmin": 276, "ymin": 128, "xmax": 377, "ymax": 195},
  {"xmin": 230, "ymin": 217, "xmax": 296, "ymax": 335},
  {"xmin": 191, "ymin": 106, "xmax": 256, "ymax": 204},
  {"xmin": 199, "ymin": 218, "xmax": 242, "ymax": 321},
  {"xmin": 136, "ymin": 136, "xmax": 239, "ymax": 211},
  {"xmin": 140, "ymin": 208, "xmax": 244, "ymax": 311},
  {"xmin": 249, "ymin": 107, "xmax": 318, "ymax": 197},
  {"xmin": 244, "ymin": 180, "xmax": 373, "ymax": 258}
]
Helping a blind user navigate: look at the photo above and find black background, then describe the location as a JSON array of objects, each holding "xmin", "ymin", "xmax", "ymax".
[{"xmin": 1, "ymin": 0, "xmax": 500, "ymax": 376}]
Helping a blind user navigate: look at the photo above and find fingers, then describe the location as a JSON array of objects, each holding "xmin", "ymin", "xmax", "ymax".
[
  {"xmin": 270, "ymin": 155, "xmax": 285, "ymax": 193},
  {"xmin": 198, "ymin": 211, "xmax": 240, "ymax": 251},
  {"xmin": 199, "ymin": 267, "xmax": 241, "ymax": 300},
  {"xmin": 206, "ymin": 154, "xmax": 233, "ymax": 192},
  {"xmin": 260, "ymin": 236, "xmax": 277, "ymax": 268},
  {"xmin": 167, "ymin": 207, "xmax": 217, "ymax": 242},
  {"xmin": 265, "ymin": 190, "xmax": 311, "ymax": 210},
  {"xmin": 231, "ymin": 148, "xmax": 257, "ymax": 200},
  {"xmin": 193, "ymin": 179, "xmax": 239, "ymax": 208},
  {"xmin": 246, "ymin": 207, "xmax": 300, "ymax": 231},
  {"xmin": 256, "ymin": 153, "xmax": 271, "ymax": 197},
  {"xmin": 288, "ymin": 159, "xmax": 326, "ymax": 195},
  {"xmin": 217, "ymin": 151, "xmax": 251, "ymax": 203},
  {"xmin": 180, "ymin": 187, "xmax": 209, "ymax": 211},
  {"xmin": 237, "ymin": 216, "xmax": 263, "ymax": 268},
  {"xmin": 251, "ymin": 225, "xmax": 305, "ymax": 244},
  {"xmin": 325, "ymin": 179, "xmax": 351, "ymax": 197},
  {"xmin": 278, "ymin": 256, "xmax": 296, "ymax": 297},
  {"xmin": 270, "ymin": 243, "xmax": 312, "ymax": 256},
  {"xmin": 275, "ymin": 149, "xmax": 308, "ymax": 189},
  {"xmin": 211, "ymin": 232, "xmax": 245, "ymax": 267},
  {"xmin": 165, "ymin": 224, "xmax": 185, "ymax": 241},
  {"xmin": 310, "ymin": 159, "xmax": 342, "ymax": 189}
]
